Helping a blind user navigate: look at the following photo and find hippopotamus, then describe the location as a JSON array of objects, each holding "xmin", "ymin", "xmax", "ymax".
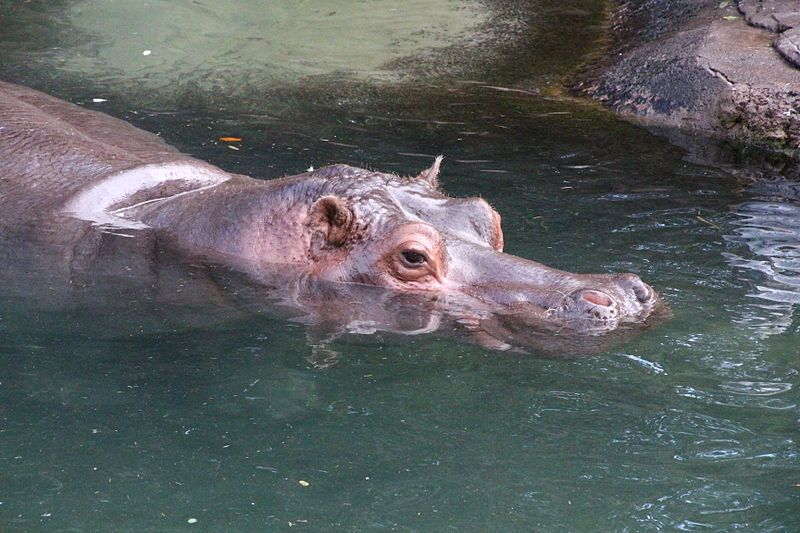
[{"xmin": 0, "ymin": 81, "xmax": 662, "ymax": 355}]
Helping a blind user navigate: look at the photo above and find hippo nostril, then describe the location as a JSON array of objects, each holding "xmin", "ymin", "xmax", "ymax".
[
  {"xmin": 580, "ymin": 289, "xmax": 613, "ymax": 307},
  {"xmin": 616, "ymin": 273, "xmax": 654, "ymax": 304},
  {"xmin": 632, "ymin": 283, "xmax": 652, "ymax": 303},
  {"xmin": 561, "ymin": 289, "xmax": 620, "ymax": 325}
]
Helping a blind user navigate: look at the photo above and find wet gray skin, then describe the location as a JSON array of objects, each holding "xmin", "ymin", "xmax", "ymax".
[{"xmin": 0, "ymin": 82, "xmax": 662, "ymax": 352}]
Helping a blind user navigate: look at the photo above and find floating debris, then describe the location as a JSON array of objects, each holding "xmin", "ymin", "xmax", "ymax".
[
  {"xmin": 696, "ymin": 215, "xmax": 721, "ymax": 230},
  {"xmin": 323, "ymin": 140, "xmax": 358, "ymax": 148},
  {"xmin": 397, "ymin": 152, "xmax": 438, "ymax": 158},
  {"xmin": 480, "ymin": 85, "xmax": 539, "ymax": 96}
]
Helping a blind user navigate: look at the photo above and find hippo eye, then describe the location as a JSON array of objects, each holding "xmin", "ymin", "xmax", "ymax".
[
  {"xmin": 391, "ymin": 235, "xmax": 442, "ymax": 284},
  {"xmin": 401, "ymin": 250, "xmax": 427, "ymax": 267}
]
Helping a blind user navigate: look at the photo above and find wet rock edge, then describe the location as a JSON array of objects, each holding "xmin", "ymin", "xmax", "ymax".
[{"xmin": 571, "ymin": 0, "xmax": 800, "ymax": 180}]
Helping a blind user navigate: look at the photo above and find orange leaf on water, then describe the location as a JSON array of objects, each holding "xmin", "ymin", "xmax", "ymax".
[{"xmin": 218, "ymin": 136, "xmax": 242, "ymax": 142}]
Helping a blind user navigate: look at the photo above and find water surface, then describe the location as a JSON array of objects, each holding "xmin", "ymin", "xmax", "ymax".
[{"xmin": 0, "ymin": 1, "xmax": 798, "ymax": 531}]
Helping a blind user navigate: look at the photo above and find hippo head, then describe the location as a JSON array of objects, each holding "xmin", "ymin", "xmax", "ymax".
[{"xmin": 288, "ymin": 158, "xmax": 660, "ymax": 339}]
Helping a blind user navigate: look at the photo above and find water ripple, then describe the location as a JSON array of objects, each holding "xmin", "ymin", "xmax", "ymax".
[
  {"xmin": 724, "ymin": 192, "xmax": 800, "ymax": 337},
  {"xmin": 621, "ymin": 481, "xmax": 775, "ymax": 531},
  {"xmin": 674, "ymin": 385, "xmax": 798, "ymax": 410},
  {"xmin": 719, "ymin": 381, "xmax": 792, "ymax": 396}
]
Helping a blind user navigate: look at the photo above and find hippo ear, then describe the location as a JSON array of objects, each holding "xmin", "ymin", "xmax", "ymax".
[
  {"xmin": 415, "ymin": 155, "xmax": 443, "ymax": 189},
  {"xmin": 309, "ymin": 196, "xmax": 355, "ymax": 247}
]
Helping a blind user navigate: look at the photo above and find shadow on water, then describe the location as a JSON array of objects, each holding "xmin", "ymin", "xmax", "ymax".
[
  {"xmin": 0, "ymin": 0, "xmax": 606, "ymax": 112},
  {"xmin": 0, "ymin": 0, "xmax": 799, "ymax": 531}
]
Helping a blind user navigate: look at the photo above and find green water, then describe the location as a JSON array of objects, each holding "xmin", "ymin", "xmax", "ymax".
[{"xmin": 0, "ymin": 1, "xmax": 798, "ymax": 531}]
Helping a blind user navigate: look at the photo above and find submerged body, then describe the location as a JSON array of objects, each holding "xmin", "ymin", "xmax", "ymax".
[{"xmin": 0, "ymin": 81, "xmax": 662, "ymax": 353}]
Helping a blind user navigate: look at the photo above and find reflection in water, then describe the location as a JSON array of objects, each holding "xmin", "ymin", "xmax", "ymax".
[{"xmin": 724, "ymin": 182, "xmax": 800, "ymax": 338}]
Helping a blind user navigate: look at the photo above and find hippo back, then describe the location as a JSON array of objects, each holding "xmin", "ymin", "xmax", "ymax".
[{"xmin": 0, "ymin": 81, "xmax": 187, "ymax": 223}]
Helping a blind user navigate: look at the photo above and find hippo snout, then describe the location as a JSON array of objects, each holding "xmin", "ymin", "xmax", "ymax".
[
  {"xmin": 546, "ymin": 274, "xmax": 658, "ymax": 332},
  {"xmin": 468, "ymin": 272, "xmax": 659, "ymax": 334}
]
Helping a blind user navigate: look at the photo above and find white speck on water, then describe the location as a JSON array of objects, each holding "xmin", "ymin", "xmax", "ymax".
[
  {"xmin": 307, "ymin": 166, "xmax": 314, "ymax": 172},
  {"xmin": 187, "ymin": 518, "xmax": 198, "ymax": 524},
  {"xmin": 92, "ymin": 98, "xmax": 107, "ymax": 103},
  {"xmin": 142, "ymin": 50, "xmax": 152, "ymax": 56}
]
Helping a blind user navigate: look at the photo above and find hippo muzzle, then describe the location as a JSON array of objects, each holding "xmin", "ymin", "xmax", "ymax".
[{"xmin": 443, "ymin": 238, "xmax": 659, "ymax": 334}]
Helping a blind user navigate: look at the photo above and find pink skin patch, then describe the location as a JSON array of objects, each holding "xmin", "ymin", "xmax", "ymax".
[{"xmin": 581, "ymin": 290, "xmax": 613, "ymax": 307}]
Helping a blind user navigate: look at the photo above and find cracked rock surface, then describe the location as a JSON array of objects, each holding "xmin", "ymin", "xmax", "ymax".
[
  {"xmin": 738, "ymin": 0, "xmax": 799, "ymax": 32},
  {"xmin": 739, "ymin": 0, "xmax": 800, "ymax": 67},
  {"xmin": 573, "ymin": 0, "xmax": 800, "ymax": 152},
  {"xmin": 775, "ymin": 29, "xmax": 800, "ymax": 68}
]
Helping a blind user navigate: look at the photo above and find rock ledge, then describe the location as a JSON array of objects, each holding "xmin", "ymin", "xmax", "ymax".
[{"xmin": 573, "ymin": 0, "xmax": 800, "ymax": 155}]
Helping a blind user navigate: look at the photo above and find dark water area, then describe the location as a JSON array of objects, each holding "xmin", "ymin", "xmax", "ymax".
[{"xmin": 1, "ymin": 1, "xmax": 799, "ymax": 531}]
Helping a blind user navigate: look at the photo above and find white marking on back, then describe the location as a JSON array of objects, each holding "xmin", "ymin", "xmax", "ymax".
[{"xmin": 61, "ymin": 162, "xmax": 230, "ymax": 229}]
